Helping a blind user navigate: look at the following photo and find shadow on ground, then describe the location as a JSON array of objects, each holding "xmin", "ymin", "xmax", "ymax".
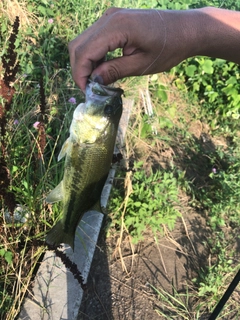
[
  {"xmin": 78, "ymin": 231, "xmax": 113, "ymax": 320},
  {"xmin": 78, "ymin": 207, "xmax": 211, "ymax": 319},
  {"xmin": 78, "ymin": 118, "xmax": 240, "ymax": 319}
]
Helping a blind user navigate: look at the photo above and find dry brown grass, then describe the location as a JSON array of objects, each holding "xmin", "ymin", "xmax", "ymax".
[{"xmin": 0, "ymin": 0, "xmax": 38, "ymax": 28}]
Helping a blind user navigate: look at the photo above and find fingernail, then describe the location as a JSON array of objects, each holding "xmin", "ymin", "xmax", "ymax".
[{"xmin": 91, "ymin": 74, "xmax": 104, "ymax": 84}]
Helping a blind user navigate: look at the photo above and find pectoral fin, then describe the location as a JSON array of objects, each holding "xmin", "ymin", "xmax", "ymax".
[
  {"xmin": 58, "ymin": 138, "xmax": 70, "ymax": 161},
  {"xmin": 46, "ymin": 181, "xmax": 64, "ymax": 203}
]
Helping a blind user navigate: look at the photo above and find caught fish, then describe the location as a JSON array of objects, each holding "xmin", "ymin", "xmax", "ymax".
[{"xmin": 46, "ymin": 80, "xmax": 123, "ymax": 250}]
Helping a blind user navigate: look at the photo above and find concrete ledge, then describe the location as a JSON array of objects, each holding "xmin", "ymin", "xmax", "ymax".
[{"xmin": 18, "ymin": 210, "xmax": 103, "ymax": 320}]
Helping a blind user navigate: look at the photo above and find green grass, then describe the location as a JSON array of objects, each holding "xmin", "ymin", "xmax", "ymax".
[
  {"xmin": 108, "ymin": 72, "xmax": 240, "ymax": 317},
  {"xmin": 1, "ymin": 0, "xmax": 240, "ymax": 319}
]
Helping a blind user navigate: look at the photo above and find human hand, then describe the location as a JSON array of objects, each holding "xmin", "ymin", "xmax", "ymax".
[
  {"xmin": 68, "ymin": 7, "xmax": 240, "ymax": 92},
  {"xmin": 68, "ymin": 8, "xmax": 189, "ymax": 92}
]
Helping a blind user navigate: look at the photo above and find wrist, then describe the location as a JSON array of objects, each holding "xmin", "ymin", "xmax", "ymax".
[
  {"xmin": 172, "ymin": 7, "xmax": 240, "ymax": 63},
  {"xmin": 156, "ymin": 9, "xmax": 204, "ymax": 69}
]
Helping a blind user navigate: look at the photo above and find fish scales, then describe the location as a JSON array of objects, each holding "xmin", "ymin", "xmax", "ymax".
[
  {"xmin": 46, "ymin": 81, "xmax": 123, "ymax": 250},
  {"xmin": 62, "ymin": 145, "xmax": 112, "ymax": 234}
]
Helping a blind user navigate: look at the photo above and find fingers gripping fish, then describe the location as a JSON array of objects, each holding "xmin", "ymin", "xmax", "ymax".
[{"xmin": 46, "ymin": 81, "xmax": 123, "ymax": 250}]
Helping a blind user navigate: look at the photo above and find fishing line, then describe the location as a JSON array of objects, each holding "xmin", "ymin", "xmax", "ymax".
[
  {"xmin": 125, "ymin": 9, "xmax": 167, "ymax": 90},
  {"xmin": 93, "ymin": 9, "xmax": 167, "ymax": 91},
  {"xmin": 120, "ymin": 8, "xmax": 167, "ymax": 97},
  {"xmin": 139, "ymin": 9, "xmax": 167, "ymax": 77}
]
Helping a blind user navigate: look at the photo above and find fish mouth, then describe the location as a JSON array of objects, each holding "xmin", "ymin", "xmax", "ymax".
[
  {"xmin": 85, "ymin": 80, "xmax": 123, "ymax": 118},
  {"xmin": 87, "ymin": 79, "xmax": 124, "ymax": 97}
]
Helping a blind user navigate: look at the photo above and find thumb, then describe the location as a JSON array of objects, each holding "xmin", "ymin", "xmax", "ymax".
[{"xmin": 92, "ymin": 54, "xmax": 149, "ymax": 85}]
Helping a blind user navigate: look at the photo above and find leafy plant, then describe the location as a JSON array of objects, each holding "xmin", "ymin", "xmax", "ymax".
[
  {"xmin": 0, "ymin": 249, "xmax": 13, "ymax": 265},
  {"xmin": 192, "ymin": 237, "xmax": 239, "ymax": 318},
  {"xmin": 172, "ymin": 58, "xmax": 240, "ymax": 132},
  {"xmin": 110, "ymin": 164, "xmax": 181, "ymax": 243},
  {"xmin": 1, "ymin": 0, "xmax": 240, "ymax": 318}
]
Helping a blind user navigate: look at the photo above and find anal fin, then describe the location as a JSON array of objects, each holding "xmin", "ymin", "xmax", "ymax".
[{"xmin": 46, "ymin": 220, "xmax": 75, "ymax": 250}]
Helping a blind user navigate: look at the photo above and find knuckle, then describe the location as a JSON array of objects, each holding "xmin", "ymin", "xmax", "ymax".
[
  {"xmin": 104, "ymin": 8, "xmax": 127, "ymax": 25},
  {"xmin": 68, "ymin": 39, "xmax": 82, "ymax": 59},
  {"xmin": 104, "ymin": 7, "xmax": 120, "ymax": 16},
  {"xmin": 68, "ymin": 40, "xmax": 74, "ymax": 52},
  {"xmin": 107, "ymin": 65, "xmax": 120, "ymax": 83},
  {"xmin": 74, "ymin": 44, "xmax": 84, "ymax": 61}
]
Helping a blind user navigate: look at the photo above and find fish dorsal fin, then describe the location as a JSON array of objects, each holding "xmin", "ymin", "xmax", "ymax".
[
  {"xmin": 46, "ymin": 181, "xmax": 64, "ymax": 203},
  {"xmin": 58, "ymin": 137, "xmax": 70, "ymax": 161}
]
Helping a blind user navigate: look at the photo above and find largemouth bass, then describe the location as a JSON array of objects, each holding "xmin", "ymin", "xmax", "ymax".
[{"xmin": 46, "ymin": 80, "xmax": 123, "ymax": 250}]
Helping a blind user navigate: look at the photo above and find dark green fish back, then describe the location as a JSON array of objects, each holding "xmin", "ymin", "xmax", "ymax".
[
  {"xmin": 46, "ymin": 81, "xmax": 123, "ymax": 250},
  {"xmin": 46, "ymin": 135, "xmax": 115, "ymax": 249}
]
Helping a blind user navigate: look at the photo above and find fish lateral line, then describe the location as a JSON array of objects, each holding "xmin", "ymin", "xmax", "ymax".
[{"xmin": 45, "ymin": 80, "xmax": 124, "ymax": 249}]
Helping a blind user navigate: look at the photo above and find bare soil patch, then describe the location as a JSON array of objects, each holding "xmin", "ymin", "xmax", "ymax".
[
  {"xmin": 78, "ymin": 207, "xmax": 211, "ymax": 320},
  {"xmin": 78, "ymin": 92, "xmax": 239, "ymax": 320}
]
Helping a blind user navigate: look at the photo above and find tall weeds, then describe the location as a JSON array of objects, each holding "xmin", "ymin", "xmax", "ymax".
[{"xmin": 0, "ymin": 16, "xmax": 19, "ymax": 214}]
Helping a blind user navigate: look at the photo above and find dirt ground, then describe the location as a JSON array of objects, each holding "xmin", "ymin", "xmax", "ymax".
[
  {"xmin": 77, "ymin": 115, "xmax": 239, "ymax": 320},
  {"xmin": 78, "ymin": 208, "xmax": 211, "ymax": 320}
]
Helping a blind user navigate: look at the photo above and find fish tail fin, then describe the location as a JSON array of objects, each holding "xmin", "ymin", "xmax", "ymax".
[{"xmin": 46, "ymin": 221, "xmax": 75, "ymax": 250}]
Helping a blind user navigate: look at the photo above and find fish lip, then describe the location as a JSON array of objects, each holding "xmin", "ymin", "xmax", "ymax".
[{"xmin": 87, "ymin": 79, "xmax": 124, "ymax": 97}]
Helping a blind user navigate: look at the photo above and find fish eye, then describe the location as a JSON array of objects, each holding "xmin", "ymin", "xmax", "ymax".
[{"xmin": 104, "ymin": 104, "xmax": 113, "ymax": 117}]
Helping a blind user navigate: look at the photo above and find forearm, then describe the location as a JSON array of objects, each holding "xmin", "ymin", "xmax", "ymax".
[
  {"xmin": 69, "ymin": 6, "xmax": 240, "ymax": 91},
  {"xmin": 162, "ymin": 7, "xmax": 240, "ymax": 64},
  {"xmin": 197, "ymin": 7, "xmax": 240, "ymax": 63}
]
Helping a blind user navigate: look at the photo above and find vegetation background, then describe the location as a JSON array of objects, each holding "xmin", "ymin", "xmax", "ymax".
[{"xmin": 0, "ymin": 0, "xmax": 240, "ymax": 319}]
